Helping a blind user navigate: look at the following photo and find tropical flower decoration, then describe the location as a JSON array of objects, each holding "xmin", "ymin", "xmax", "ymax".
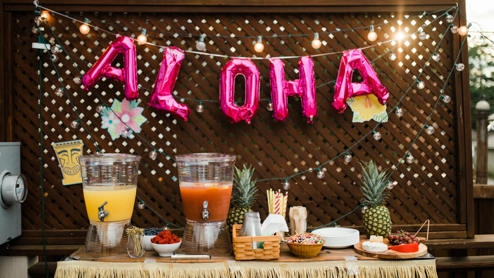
[
  {"xmin": 347, "ymin": 94, "xmax": 388, "ymax": 123},
  {"xmin": 101, "ymin": 98, "xmax": 147, "ymax": 140}
]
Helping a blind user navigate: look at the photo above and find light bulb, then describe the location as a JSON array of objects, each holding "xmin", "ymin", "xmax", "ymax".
[
  {"xmin": 70, "ymin": 120, "xmax": 79, "ymax": 129},
  {"xmin": 418, "ymin": 32, "xmax": 427, "ymax": 40},
  {"xmin": 283, "ymin": 180, "xmax": 290, "ymax": 190},
  {"xmin": 367, "ymin": 25, "xmax": 377, "ymax": 41},
  {"xmin": 396, "ymin": 108, "xmax": 404, "ymax": 117},
  {"xmin": 51, "ymin": 45, "xmax": 61, "ymax": 54},
  {"xmin": 387, "ymin": 181, "xmax": 395, "ymax": 190},
  {"xmin": 432, "ymin": 53, "xmax": 440, "ymax": 62},
  {"xmin": 122, "ymin": 129, "xmax": 131, "ymax": 138},
  {"xmin": 55, "ymin": 88, "xmax": 64, "ymax": 97},
  {"xmin": 445, "ymin": 14, "xmax": 454, "ymax": 23},
  {"xmin": 389, "ymin": 52, "xmax": 397, "ymax": 61},
  {"xmin": 373, "ymin": 131, "xmax": 382, "ymax": 140},
  {"xmin": 149, "ymin": 150, "xmax": 158, "ymax": 160},
  {"xmin": 254, "ymin": 36, "xmax": 264, "ymax": 53},
  {"xmin": 361, "ymin": 206, "xmax": 367, "ymax": 214},
  {"xmin": 311, "ymin": 33, "xmax": 322, "ymax": 49},
  {"xmin": 426, "ymin": 125, "xmax": 435, "ymax": 135},
  {"xmin": 137, "ymin": 29, "xmax": 147, "ymax": 45},
  {"xmin": 138, "ymin": 202, "xmax": 145, "ymax": 210},
  {"xmin": 417, "ymin": 81, "xmax": 425, "ymax": 89},
  {"xmin": 442, "ymin": 95, "xmax": 452, "ymax": 104},
  {"xmin": 458, "ymin": 26, "xmax": 468, "ymax": 36},
  {"xmin": 41, "ymin": 11, "xmax": 50, "ymax": 21},
  {"xmin": 395, "ymin": 32, "xmax": 405, "ymax": 41},
  {"xmin": 456, "ymin": 63, "xmax": 465, "ymax": 72},
  {"xmin": 196, "ymin": 102, "xmax": 204, "ymax": 113},
  {"xmin": 317, "ymin": 170, "xmax": 325, "ymax": 179},
  {"xmin": 266, "ymin": 102, "xmax": 273, "ymax": 111},
  {"xmin": 73, "ymin": 76, "xmax": 81, "ymax": 84},
  {"xmin": 95, "ymin": 105, "xmax": 104, "ymax": 113},
  {"xmin": 80, "ymin": 24, "xmax": 90, "ymax": 35},
  {"xmin": 451, "ymin": 26, "xmax": 458, "ymax": 34},
  {"xmin": 51, "ymin": 55, "xmax": 59, "ymax": 62},
  {"xmin": 406, "ymin": 154, "xmax": 415, "ymax": 164},
  {"xmin": 344, "ymin": 153, "xmax": 352, "ymax": 163},
  {"xmin": 31, "ymin": 26, "xmax": 39, "ymax": 34},
  {"xmin": 34, "ymin": 16, "xmax": 42, "ymax": 25},
  {"xmin": 196, "ymin": 35, "xmax": 206, "ymax": 51}
]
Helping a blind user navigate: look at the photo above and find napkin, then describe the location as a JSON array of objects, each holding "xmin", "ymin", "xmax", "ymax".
[{"xmin": 261, "ymin": 214, "xmax": 289, "ymax": 236}]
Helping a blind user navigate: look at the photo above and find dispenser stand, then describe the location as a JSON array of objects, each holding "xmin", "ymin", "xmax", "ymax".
[
  {"xmin": 178, "ymin": 219, "xmax": 231, "ymax": 256},
  {"xmin": 85, "ymin": 220, "xmax": 131, "ymax": 255}
]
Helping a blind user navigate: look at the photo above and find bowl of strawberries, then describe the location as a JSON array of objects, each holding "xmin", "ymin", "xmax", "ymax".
[{"xmin": 151, "ymin": 230, "xmax": 181, "ymax": 257}]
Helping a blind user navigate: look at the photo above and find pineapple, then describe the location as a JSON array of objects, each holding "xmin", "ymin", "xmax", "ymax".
[
  {"xmin": 227, "ymin": 165, "xmax": 258, "ymax": 234},
  {"xmin": 359, "ymin": 160, "xmax": 392, "ymax": 237}
]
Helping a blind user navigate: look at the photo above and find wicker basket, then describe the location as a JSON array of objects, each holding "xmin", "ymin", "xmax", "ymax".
[
  {"xmin": 285, "ymin": 234, "xmax": 325, "ymax": 258},
  {"xmin": 232, "ymin": 225, "xmax": 281, "ymax": 261}
]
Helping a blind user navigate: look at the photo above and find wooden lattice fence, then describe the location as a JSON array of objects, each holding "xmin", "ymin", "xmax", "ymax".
[{"xmin": 7, "ymin": 5, "xmax": 472, "ymax": 238}]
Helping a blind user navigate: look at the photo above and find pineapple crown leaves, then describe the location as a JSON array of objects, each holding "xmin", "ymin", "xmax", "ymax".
[
  {"xmin": 358, "ymin": 160, "xmax": 390, "ymax": 207},
  {"xmin": 231, "ymin": 164, "xmax": 259, "ymax": 209}
]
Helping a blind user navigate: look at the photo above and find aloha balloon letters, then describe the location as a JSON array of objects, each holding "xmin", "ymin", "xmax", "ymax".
[{"xmin": 83, "ymin": 36, "xmax": 389, "ymax": 124}]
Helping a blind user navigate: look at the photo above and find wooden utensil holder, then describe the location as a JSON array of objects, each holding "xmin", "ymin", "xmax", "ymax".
[{"xmin": 232, "ymin": 225, "xmax": 281, "ymax": 261}]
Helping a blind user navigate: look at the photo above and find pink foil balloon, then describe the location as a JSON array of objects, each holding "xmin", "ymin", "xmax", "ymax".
[
  {"xmin": 269, "ymin": 57, "xmax": 317, "ymax": 123},
  {"xmin": 83, "ymin": 36, "xmax": 139, "ymax": 100},
  {"xmin": 219, "ymin": 59, "xmax": 260, "ymax": 124},
  {"xmin": 333, "ymin": 49, "xmax": 389, "ymax": 113},
  {"xmin": 148, "ymin": 47, "xmax": 190, "ymax": 121}
]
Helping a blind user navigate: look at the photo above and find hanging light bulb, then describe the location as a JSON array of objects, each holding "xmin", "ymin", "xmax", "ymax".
[
  {"xmin": 34, "ymin": 16, "xmax": 42, "ymax": 25},
  {"xmin": 445, "ymin": 14, "xmax": 454, "ymax": 23},
  {"xmin": 367, "ymin": 25, "xmax": 378, "ymax": 41},
  {"xmin": 79, "ymin": 18, "xmax": 90, "ymax": 35},
  {"xmin": 456, "ymin": 63, "xmax": 465, "ymax": 72},
  {"xmin": 389, "ymin": 52, "xmax": 397, "ymax": 61},
  {"xmin": 266, "ymin": 102, "xmax": 273, "ymax": 111},
  {"xmin": 138, "ymin": 202, "xmax": 145, "ymax": 210},
  {"xmin": 73, "ymin": 76, "xmax": 81, "ymax": 84},
  {"xmin": 395, "ymin": 107, "xmax": 404, "ymax": 117},
  {"xmin": 418, "ymin": 31, "xmax": 427, "ymax": 40},
  {"xmin": 51, "ymin": 55, "xmax": 59, "ymax": 62},
  {"xmin": 417, "ymin": 81, "xmax": 425, "ymax": 90},
  {"xmin": 426, "ymin": 125, "xmax": 435, "ymax": 135},
  {"xmin": 95, "ymin": 105, "xmax": 104, "ymax": 113},
  {"xmin": 196, "ymin": 102, "xmax": 204, "ymax": 113},
  {"xmin": 41, "ymin": 11, "xmax": 50, "ymax": 21},
  {"xmin": 406, "ymin": 153, "xmax": 415, "ymax": 164},
  {"xmin": 51, "ymin": 44, "xmax": 61, "ymax": 54},
  {"xmin": 31, "ymin": 26, "xmax": 39, "ymax": 34},
  {"xmin": 283, "ymin": 179, "xmax": 290, "ymax": 190},
  {"xmin": 361, "ymin": 206, "xmax": 367, "ymax": 214},
  {"xmin": 311, "ymin": 32, "xmax": 322, "ymax": 49},
  {"xmin": 55, "ymin": 88, "xmax": 64, "ymax": 97},
  {"xmin": 70, "ymin": 120, "xmax": 80, "ymax": 129},
  {"xmin": 395, "ymin": 32, "xmax": 405, "ymax": 41},
  {"xmin": 458, "ymin": 24, "xmax": 470, "ymax": 36},
  {"xmin": 451, "ymin": 26, "xmax": 458, "ymax": 34},
  {"xmin": 317, "ymin": 169, "xmax": 325, "ymax": 179},
  {"xmin": 149, "ymin": 150, "xmax": 158, "ymax": 160},
  {"xmin": 386, "ymin": 181, "xmax": 395, "ymax": 190},
  {"xmin": 254, "ymin": 36, "xmax": 264, "ymax": 53},
  {"xmin": 196, "ymin": 35, "xmax": 207, "ymax": 51},
  {"xmin": 122, "ymin": 129, "xmax": 131, "ymax": 138},
  {"xmin": 344, "ymin": 152, "xmax": 352, "ymax": 163},
  {"xmin": 373, "ymin": 131, "xmax": 382, "ymax": 140},
  {"xmin": 137, "ymin": 29, "xmax": 147, "ymax": 45},
  {"xmin": 442, "ymin": 95, "xmax": 452, "ymax": 104},
  {"xmin": 432, "ymin": 53, "xmax": 440, "ymax": 62}
]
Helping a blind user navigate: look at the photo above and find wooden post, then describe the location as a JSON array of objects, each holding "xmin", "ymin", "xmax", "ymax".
[{"xmin": 476, "ymin": 97, "xmax": 490, "ymax": 184}]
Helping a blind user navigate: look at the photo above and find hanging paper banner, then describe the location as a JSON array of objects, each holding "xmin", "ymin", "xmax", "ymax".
[
  {"xmin": 148, "ymin": 47, "xmax": 190, "ymax": 121},
  {"xmin": 52, "ymin": 140, "xmax": 84, "ymax": 186},
  {"xmin": 101, "ymin": 98, "xmax": 147, "ymax": 140},
  {"xmin": 82, "ymin": 36, "xmax": 139, "ymax": 100},
  {"xmin": 269, "ymin": 57, "xmax": 317, "ymax": 123},
  {"xmin": 333, "ymin": 49, "xmax": 389, "ymax": 113},
  {"xmin": 347, "ymin": 94, "xmax": 388, "ymax": 123},
  {"xmin": 219, "ymin": 59, "xmax": 260, "ymax": 124}
]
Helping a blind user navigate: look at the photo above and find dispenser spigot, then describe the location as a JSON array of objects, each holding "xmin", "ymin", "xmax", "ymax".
[
  {"xmin": 202, "ymin": 201, "xmax": 209, "ymax": 222},
  {"xmin": 98, "ymin": 201, "xmax": 109, "ymax": 222}
]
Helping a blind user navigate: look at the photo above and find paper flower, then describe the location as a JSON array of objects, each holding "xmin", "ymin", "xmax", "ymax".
[
  {"xmin": 101, "ymin": 99, "xmax": 147, "ymax": 140},
  {"xmin": 347, "ymin": 94, "xmax": 388, "ymax": 123}
]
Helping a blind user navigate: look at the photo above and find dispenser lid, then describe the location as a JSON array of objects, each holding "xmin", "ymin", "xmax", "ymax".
[
  {"xmin": 80, "ymin": 153, "xmax": 141, "ymax": 165},
  {"xmin": 176, "ymin": 153, "xmax": 235, "ymax": 165}
]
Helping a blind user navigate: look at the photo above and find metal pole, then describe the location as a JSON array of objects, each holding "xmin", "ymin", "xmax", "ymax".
[{"xmin": 476, "ymin": 96, "xmax": 490, "ymax": 184}]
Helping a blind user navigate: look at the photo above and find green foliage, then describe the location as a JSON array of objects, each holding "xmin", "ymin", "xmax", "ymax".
[
  {"xmin": 469, "ymin": 43, "xmax": 494, "ymax": 130},
  {"xmin": 359, "ymin": 160, "xmax": 390, "ymax": 207},
  {"xmin": 231, "ymin": 165, "xmax": 258, "ymax": 209}
]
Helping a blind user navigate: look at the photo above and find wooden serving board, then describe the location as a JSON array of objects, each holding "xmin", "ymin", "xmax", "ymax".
[{"xmin": 354, "ymin": 239, "xmax": 428, "ymax": 260}]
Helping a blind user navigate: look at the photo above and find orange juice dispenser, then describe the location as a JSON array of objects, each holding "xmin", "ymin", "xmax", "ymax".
[
  {"xmin": 80, "ymin": 154, "xmax": 141, "ymax": 255},
  {"xmin": 176, "ymin": 153, "xmax": 235, "ymax": 255}
]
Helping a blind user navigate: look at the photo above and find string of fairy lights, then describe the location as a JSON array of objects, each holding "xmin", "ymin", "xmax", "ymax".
[{"xmin": 32, "ymin": 1, "xmax": 475, "ymax": 224}]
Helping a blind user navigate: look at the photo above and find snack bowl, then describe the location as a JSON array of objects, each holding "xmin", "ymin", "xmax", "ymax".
[
  {"xmin": 152, "ymin": 241, "xmax": 181, "ymax": 257},
  {"xmin": 285, "ymin": 233, "xmax": 325, "ymax": 258},
  {"xmin": 143, "ymin": 236, "xmax": 154, "ymax": 251},
  {"xmin": 312, "ymin": 227, "xmax": 360, "ymax": 248}
]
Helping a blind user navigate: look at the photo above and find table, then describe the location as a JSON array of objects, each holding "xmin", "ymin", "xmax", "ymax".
[{"xmin": 54, "ymin": 245, "xmax": 438, "ymax": 278}]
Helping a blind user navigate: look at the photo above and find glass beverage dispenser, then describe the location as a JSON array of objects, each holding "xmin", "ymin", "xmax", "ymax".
[
  {"xmin": 176, "ymin": 153, "xmax": 235, "ymax": 255},
  {"xmin": 80, "ymin": 154, "xmax": 141, "ymax": 255}
]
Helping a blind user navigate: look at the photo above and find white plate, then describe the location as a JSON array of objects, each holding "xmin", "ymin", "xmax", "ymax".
[{"xmin": 312, "ymin": 227, "xmax": 360, "ymax": 248}]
